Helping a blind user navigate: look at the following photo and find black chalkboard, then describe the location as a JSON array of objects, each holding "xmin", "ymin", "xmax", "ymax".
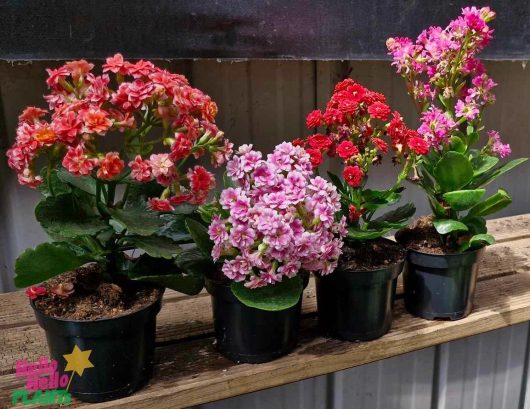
[{"xmin": 0, "ymin": 0, "xmax": 528, "ymax": 60}]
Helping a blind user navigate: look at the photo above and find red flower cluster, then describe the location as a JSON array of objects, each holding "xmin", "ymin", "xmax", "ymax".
[
  {"xmin": 298, "ymin": 79, "xmax": 427, "ymax": 224},
  {"xmin": 298, "ymin": 79, "xmax": 426, "ymax": 189},
  {"xmin": 6, "ymin": 55, "xmax": 233, "ymax": 210}
]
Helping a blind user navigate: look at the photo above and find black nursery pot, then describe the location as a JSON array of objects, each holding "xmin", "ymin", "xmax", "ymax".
[
  {"xmin": 315, "ymin": 258, "xmax": 403, "ymax": 342},
  {"xmin": 205, "ymin": 278, "xmax": 304, "ymax": 364},
  {"xmin": 402, "ymin": 247, "xmax": 485, "ymax": 320},
  {"xmin": 31, "ymin": 290, "xmax": 163, "ymax": 403}
]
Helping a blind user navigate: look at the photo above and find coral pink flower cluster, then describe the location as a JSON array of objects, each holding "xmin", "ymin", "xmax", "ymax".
[
  {"xmin": 387, "ymin": 7, "xmax": 510, "ymax": 157},
  {"xmin": 6, "ymin": 54, "xmax": 232, "ymax": 209},
  {"xmin": 208, "ymin": 143, "xmax": 347, "ymax": 288}
]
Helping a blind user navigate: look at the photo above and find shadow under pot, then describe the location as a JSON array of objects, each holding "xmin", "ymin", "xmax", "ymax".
[
  {"xmin": 401, "ymin": 247, "xmax": 485, "ymax": 320},
  {"xmin": 315, "ymin": 253, "xmax": 403, "ymax": 342},
  {"xmin": 205, "ymin": 277, "xmax": 306, "ymax": 364},
  {"xmin": 31, "ymin": 290, "xmax": 163, "ymax": 403}
]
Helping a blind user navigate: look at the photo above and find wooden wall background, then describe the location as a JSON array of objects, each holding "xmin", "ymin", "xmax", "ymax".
[{"xmin": 0, "ymin": 60, "xmax": 529, "ymax": 408}]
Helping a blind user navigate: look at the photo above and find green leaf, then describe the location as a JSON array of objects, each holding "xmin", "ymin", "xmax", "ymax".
[
  {"xmin": 109, "ymin": 206, "xmax": 164, "ymax": 236},
  {"xmin": 327, "ymin": 172, "xmax": 346, "ymax": 193},
  {"xmin": 35, "ymin": 194, "xmax": 108, "ymax": 239},
  {"xmin": 230, "ymin": 276, "xmax": 303, "ymax": 311},
  {"xmin": 223, "ymin": 172, "xmax": 237, "ymax": 189},
  {"xmin": 432, "ymin": 219, "xmax": 469, "ymax": 235},
  {"xmin": 347, "ymin": 226, "xmax": 393, "ymax": 241},
  {"xmin": 185, "ymin": 218, "xmax": 214, "ymax": 257},
  {"xmin": 470, "ymin": 158, "xmax": 528, "ymax": 188},
  {"xmin": 367, "ymin": 203, "xmax": 415, "ymax": 229},
  {"xmin": 175, "ymin": 247, "xmax": 215, "ymax": 276},
  {"xmin": 38, "ymin": 169, "xmax": 72, "ymax": 198},
  {"xmin": 120, "ymin": 235, "xmax": 181, "ymax": 259},
  {"xmin": 128, "ymin": 254, "xmax": 204, "ymax": 295},
  {"xmin": 433, "ymin": 152, "xmax": 474, "ymax": 192},
  {"xmin": 15, "ymin": 242, "xmax": 93, "ymax": 287},
  {"xmin": 450, "ymin": 136, "xmax": 466, "ymax": 154},
  {"xmin": 461, "ymin": 215, "xmax": 487, "ymax": 235},
  {"xmin": 158, "ymin": 215, "xmax": 192, "ymax": 243},
  {"xmin": 57, "ymin": 169, "xmax": 97, "ymax": 196},
  {"xmin": 428, "ymin": 197, "xmax": 447, "ymax": 218},
  {"xmin": 458, "ymin": 234, "xmax": 495, "ymax": 252},
  {"xmin": 125, "ymin": 181, "xmax": 165, "ymax": 208},
  {"xmin": 442, "ymin": 189, "xmax": 486, "ymax": 211},
  {"xmin": 468, "ymin": 189, "xmax": 512, "ymax": 217},
  {"xmin": 471, "ymin": 155, "xmax": 499, "ymax": 177}
]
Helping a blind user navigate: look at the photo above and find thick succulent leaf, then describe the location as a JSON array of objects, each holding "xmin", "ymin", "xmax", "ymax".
[
  {"xmin": 38, "ymin": 169, "xmax": 72, "ymax": 198},
  {"xmin": 128, "ymin": 254, "xmax": 204, "ymax": 295},
  {"xmin": 158, "ymin": 215, "xmax": 192, "ymax": 243},
  {"xmin": 185, "ymin": 218, "xmax": 214, "ymax": 257},
  {"xmin": 471, "ymin": 155, "xmax": 499, "ymax": 177},
  {"xmin": 35, "ymin": 193, "xmax": 108, "ymax": 239},
  {"xmin": 124, "ymin": 180, "xmax": 165, "ymax": 208},
  {"xmin": 450, "ymin": 135, "xmax": 466, "ymax": 154},
  {"xmin": 432, "ymin": 219, "xmax": 469, "ymax": 235},
  {"xmin": 458, "ymin": 234, "xmax": 495, "ymax": 252},
  {"xmin": 327, "ymin": 171, "xmax": 346, "ymax": 193},
  {"xmin": 15, "ymin": 242, "xmax": 94, "ymax": 287},
  {"xmin": 175, "ymin": 247, "xmax": 215, "ymax": 276},
  {"xmin": 347, "ymin": 226, "xmax": 393, "ymax": 241},
  {"xmin": 57, "ymin": 169, "xmax": 97, "ymax": 195},
  {"xmin": 461, "ymin": 215, "xmax": 487, "ymax": 235},
  {"xmin": 433, "ymin": 152, "xmax": 474, "ymax": 192},
  {"xmin": 367, "ymin": 203, "xmax": 416, "ymax": 229},
  {"xmin": 468, "ymin": 189, "xmax": 512, "ymax": 217},
  {"xmin": 442, "ymin": 189, "xmax": 486, "ymax": 211},
  {"xmin": 231, "ymin": 276, "xmax": 303, "ymax": 311},
  {"xmin": 109, "ymin": 206, "xmax": 165, "ymax": 236},
  {"xmin": 120, "ymin": 235, "xmax": 181, "ymax": 259},
  {"xmin": 470, "ymin": 158, "xmax": 528, "ymax": 188}
]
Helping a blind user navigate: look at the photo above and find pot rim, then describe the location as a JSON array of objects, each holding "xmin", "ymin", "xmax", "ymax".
[
  {"xmin": 30, "ymin": 287, "xmax": 164, "ymax": 324},
  {"xmin": 334, "ymin": 237, "xmax": 406, "ymax": 274},
  {"xmin": 406, "ymin": 244, "xmax": 486, "ymax": 258}
]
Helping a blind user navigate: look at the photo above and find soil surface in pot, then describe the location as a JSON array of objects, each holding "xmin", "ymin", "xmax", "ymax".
[
  {"xmin": 396, "ymin": 216, "xmax": 458, "ymax": 255},
  {"xmin": 339, "ymin": 238, "xmax": 405, "ymax": 271},
  {"xmin": 34, "ymin": 264, "xmax": 160, "ymax": 320}
]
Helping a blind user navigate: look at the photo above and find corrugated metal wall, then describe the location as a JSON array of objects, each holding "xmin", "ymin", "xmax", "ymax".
[{"xmin": 1, "ymin": 60, "xmax": 529, "ymax": 408}]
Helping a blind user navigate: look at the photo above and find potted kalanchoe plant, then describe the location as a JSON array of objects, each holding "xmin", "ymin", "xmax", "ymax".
[
  {"xmin": 388, "ymin": 7, "xmax": 527, "ymax": 320},
  {"xmin": 193, "ymin": 142, "xmax": 346, "ymax": 363},
  {"xmin": 298, "ymin": 78, "xmax": 427, "ymax": 341},
  {"xmin": 6, "ymin": 55, "xmax": 231, "ymax": 401}
]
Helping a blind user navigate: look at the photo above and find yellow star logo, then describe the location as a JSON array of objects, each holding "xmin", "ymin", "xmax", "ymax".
[{"xmin": 63, "ymin": 345, "xmax": 94, "ymax": 377}]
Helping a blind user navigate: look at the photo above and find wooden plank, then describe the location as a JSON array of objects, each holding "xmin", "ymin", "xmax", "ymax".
[{"xmin": 2, "ymin": 266, "xmax": 529, "ymax": 408}]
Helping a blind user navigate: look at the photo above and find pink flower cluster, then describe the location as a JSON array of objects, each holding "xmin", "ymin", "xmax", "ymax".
[
  {"xmin": 387, "ymin": 7, "xmax": 510, "ymax": 156},
  {"xmin": 209, "ymin": 143, "xmax": 347, "ymax": 288},
  {"xmin": 6, "ymin": 55, "xmax": 232, "ymax": 209}
]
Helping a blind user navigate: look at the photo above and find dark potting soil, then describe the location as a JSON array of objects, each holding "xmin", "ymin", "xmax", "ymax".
[
  {"xmin": 34, "ymin": 264, "xmax": 161, "ymax": 320},
  {"xmin": 395, "ymin": 216, "xmax": 457, "ymax": 255},
  {"xmin": 339, "ymin": 238, "xmax": 406, "ymax": 271}
]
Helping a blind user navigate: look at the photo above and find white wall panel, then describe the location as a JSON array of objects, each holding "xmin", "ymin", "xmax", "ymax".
[
  {"xmin": 194, "ymin": 375, "xmax": 328, "ymax": 409},
  {"xmin": 434, "ymin": 322, "xmax": 528, "ymax": 409},
  {"xmin": 330, "ymin": 347, "xmax": 435, "ymax": 409}
]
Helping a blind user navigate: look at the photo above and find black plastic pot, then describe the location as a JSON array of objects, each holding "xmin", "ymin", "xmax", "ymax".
[
  {"xmin": 205, "ymin": 278, "xmax": 303, "ymax": 364},
  {"xmin": 402, "ymin": 247, "xmax": 485, "ymax": 320},
  {"xmin": 31, "ymin": 289, "xmax": 163, "ymax": 402},
  {"xmin": 315, "ymin": 259, "xmax": 402, "ymax": 342}
]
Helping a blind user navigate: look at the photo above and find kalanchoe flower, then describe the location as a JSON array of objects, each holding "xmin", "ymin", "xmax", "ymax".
[
  {"xmin": 25, "ymin": 286, "xmax": 47, "ymax": 300},
  {"xmin": 209, "ymin": 143, "xmax": 346, "ymax": 288},
  {"xmin": 7, "ymin": 54, "xmax": 230, "ymax": 211}
]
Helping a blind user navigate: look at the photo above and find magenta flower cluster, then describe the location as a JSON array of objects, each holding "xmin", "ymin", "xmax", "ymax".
[
  {"xmin": 387, "ymin": 6, "xmax": 510, "ymax": 157},
  {"xmin": 208, "ymin": 142, "xmax": 347, "ymax": 289}
]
